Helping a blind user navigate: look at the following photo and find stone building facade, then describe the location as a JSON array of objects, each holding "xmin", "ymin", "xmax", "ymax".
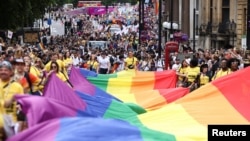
[
  {"xmin": 163, "ymin": 0, "xmax": 248, "ymax": 50},
  {"xmin": 199, "ymin": 0, "xmax": 247, "ymax": 49}
]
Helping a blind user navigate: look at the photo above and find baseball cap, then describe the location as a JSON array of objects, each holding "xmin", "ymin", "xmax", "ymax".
[
  {"xmin": 14, "ymin": 58, "xmax": 25, "ymax": 64},
  {"xmin": 0, "ymin": 61, "xmax": 13, "ymax": 70}
]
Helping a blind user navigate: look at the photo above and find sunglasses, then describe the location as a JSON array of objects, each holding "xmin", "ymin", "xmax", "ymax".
[{"xmin": 51, "ymin": 65, "xmax": 57, "ymax": 69}]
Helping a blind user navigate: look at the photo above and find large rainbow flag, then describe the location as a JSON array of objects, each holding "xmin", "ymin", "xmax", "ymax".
[
  {"xmin": 70, "ymin": 67, "xmax": 121, "ymax": 101},
  {"xmin": 7, "ymin": 67, "xmax": 250, "ymax": 141},
  {"xmin": 80, "ymin": 67, "xmax": 250, "ymax": 140},
  {"xmin": 45, "ymin": 74, "xmax": 141, "ymax": 119},
  {"xmin": 76, "ymin": 68, "xmax": 189, "ymax": 110}
]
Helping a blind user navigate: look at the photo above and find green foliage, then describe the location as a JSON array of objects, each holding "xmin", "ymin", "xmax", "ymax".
[
  {"xmin": 101, "ymin": 0, "xmax": 116, "ymax": 6},
  {"xmin": 0, "ymin": 0, "xmax": 138, "ymax": 30},
  {"xmin": 101, "ymin": 0, "xmax": 138, "ymax": 6},
  {"xmin": 0, "ymin": 0, "xmax": 54, "ymax": 30}
]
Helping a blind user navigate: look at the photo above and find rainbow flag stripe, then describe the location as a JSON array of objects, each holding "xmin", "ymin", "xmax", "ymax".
[{"xmin": 81, "ymin": 69, "xmax": 189, "ymax": 110}]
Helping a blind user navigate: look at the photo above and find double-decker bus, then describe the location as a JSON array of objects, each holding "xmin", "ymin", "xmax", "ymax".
[{"xmin": 77, "ymin": 1, "xmax": 102, "ymax": 8}]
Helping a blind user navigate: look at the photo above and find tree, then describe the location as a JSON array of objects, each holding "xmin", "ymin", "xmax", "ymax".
[
  {"xmin": 101, "ymin": 0, "xmax": 116, "ymax": 7},
  {"xmin": 0, "ymin": 0, "xmax": 55, "ymax": 30},
  {"xmin": 116, "ymin": 0, "xmax": 138, "ymax": 5}
]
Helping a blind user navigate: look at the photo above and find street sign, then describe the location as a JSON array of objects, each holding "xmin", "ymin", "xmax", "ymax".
[{"xmin": 47, "ymin": 19, "xmax": 52, "ymax": 25}]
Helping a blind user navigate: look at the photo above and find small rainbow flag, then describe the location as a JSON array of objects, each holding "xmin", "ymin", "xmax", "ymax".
[{"xmin": 38, "ymin": 42, "xmax": 45, "ymax": 51}]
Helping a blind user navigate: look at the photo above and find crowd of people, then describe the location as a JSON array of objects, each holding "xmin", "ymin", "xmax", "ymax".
[{"xmin": 0, "ymin": 3, "xmax": 249, "ymax": 140}]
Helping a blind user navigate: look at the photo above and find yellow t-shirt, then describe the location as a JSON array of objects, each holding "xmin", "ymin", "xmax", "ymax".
[
  {"xmin": 45, "ymin": 60, "xmax": 65, "ymax": 72},
  {"xmin": 186, "ymin": 66, "xmax": 200, "ymax": 83},
  {"xmin": 200, "ymin": 74, "xmax": 209, "ymax": 85},
  {"xmin": 45, "ymin": 60, "xmax": 68, "ymax": 79},
  {"xmin": 0, "ymin": 80, "xmax": 24, "ymax": 122},
  {"xmin": 56, "ymin": 72, "xmax": 67, "ymax": 82},
  {"xmin": 30, "ymin": 66, "xmax": 42, "ymax": 78},
  {"xmin": 212, "ymin": 69, "xmax": 231, "ymax": 80},
  {"xmin": 87, "ymin": 60, "xmax": 98, "ymax": 70},
  {"xmin": 178, "ymin": 67, "xmax": 188, "ymax": 81},
  {"xmin": 64, "ymin": 58, "xmax": 73, "ymax": 67},
  {"xmin": 125, "ymin": 57, "xmax": 138, "ymax": 69}
]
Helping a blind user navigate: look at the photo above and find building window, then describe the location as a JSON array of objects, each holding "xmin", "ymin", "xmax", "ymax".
[
  {"xmin": 222, "ymin": 0, "xmax": 230, "ymax": 22},
  {"xmin": 210, "ymin": 0, "xmax": 213, "ymax": 23}
]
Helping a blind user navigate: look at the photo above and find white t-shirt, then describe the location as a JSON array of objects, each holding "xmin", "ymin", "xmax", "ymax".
[
  {"xmin": 172, "ymin": 63, "xmax": 181, "ymax": 71},
  {"xmin": 156, "ymin": 59, "xmax": 164, "ymax": 71},
  {"xmin": 98, "ymin": 56, "xmax": 110, "ymax": 69}
]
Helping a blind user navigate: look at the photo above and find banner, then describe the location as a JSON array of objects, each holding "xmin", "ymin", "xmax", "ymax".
[{"xmin": 7, "ymin": 30, "xmax": 13, "ymax": 39}]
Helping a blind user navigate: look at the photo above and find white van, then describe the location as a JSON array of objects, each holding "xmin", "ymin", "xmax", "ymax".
[
  {"xmin": 87, "ymin": 41, "xmax": 109, "ymax": 50},
  {"xmin": 63, "ymin": 3, "xmax": 73, "ymax": 11}
]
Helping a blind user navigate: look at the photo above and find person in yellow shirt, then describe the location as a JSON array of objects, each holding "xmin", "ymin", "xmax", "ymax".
[
  {"xmin": 124, "ymin": 51, "xmax": 138, "ymax": 70},
  {"xmin": 44, "ymin": 53, "xmax": 68, "ymax": 79},
  {"xmin": 63, "ymin": 51, "xmax": 73, "ymax": 68},
  {"xmin": 46, "ymin": 61, "xmax": 72, "ymax": 87},
  {"xmin": 14, "ymin": 59, "xmax": 42, "ymax": 96},
  {"xmin": 87, "ymin": 55, "xmax": 98, "ymax": 73},
  {"xmin": 63, "ymin": 51, "xmax": 73, "ymax": 74},
  {"xmin": 198, "ymin": 64, "xmax": 210, "ymax": 87},
  {"xmin": 176, "ymin": 60, "xmax": 189, "ymax": 83},
  {"xmin": 185, "ymin": 58, "xmax": 200, "ymax": 84},
  {"xmin": 31, "ymin": 58, "xmax": 45, "ymax": 79},
  {"xmin": 212, "ymin": 58, "xmax": 231, "ymax": 80},
  {"xmin": 0, "ymin": 61, "xmax": 24, "ymax": 135},
  {"xmin": 182, "ymin": 58, "xmax": 200, "ymax": 91}
]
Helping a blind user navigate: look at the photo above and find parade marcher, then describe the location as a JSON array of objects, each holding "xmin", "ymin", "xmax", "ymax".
[
  {"xmin": 228, "ymin": 58, "xmax": 240, "ymax": 72},
  {"xmin": 176, "ymin": 60, "xmax": 189, "ymax": 87},
  {"xmin": 124, "ymin": 51, "xmax": 138, "ymax": 70},
  {"xmin": 63, "ymin": 51, "xmax": 73, "ymax": 75},
  {"xmin": 87, "ymin": 54, "xmax": 98, "ymax": 73},
  {"xmin": 97, "ymin": 52, "xmax": 110, "ymax": 74},
  {"xmin": 183, "ymin": 58, "xmax": 200, "ymax": 91},
  {"xmin": 155, "ymin": 55, "xmax": 165, "ymax": 71},
  {"xmin": 47, "ymin": 61, "xmax": 66, "ymax": 82},
  {"xmin": 197, "ymin": 64, "xmax": 210, "ymax": 87},
  {"xmin": 44, "ymin": 52, "xmax": 68, "ymax": 80},
  {"xmin": 212, "ymin": 58, "xmax": 231, "ymax": 80},
  {"xmin": 13, "ymin": 59, "xmax": 42, "ymax": 96},
  {"xmin": 114, "ymin": 55, "xmax": 125, "ymax": 72},
  {"xmin": 172, "ymin": 58, "xmax": 181, "ymax": 71},
  {"xmin": 0, "ymin": 61, "xmax": 24, "ymax": 136},
  {"xmin": 139, "ymin": 56, "xmax": 150, "ymax": 71}
]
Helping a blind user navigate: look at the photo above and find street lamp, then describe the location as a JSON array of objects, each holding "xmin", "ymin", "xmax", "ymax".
[
  {"xmin": 229, "ymin": 19, "xmax": 236, "ymax": 46},
  {"xmin": 163, "ymin": 21, "xmax": 178, "ymax": 41},
  {"xmin": 199, "ymin": 23, "xmax": 207, "ymax": 48}
]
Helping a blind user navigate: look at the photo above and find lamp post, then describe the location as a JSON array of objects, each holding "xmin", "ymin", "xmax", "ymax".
[
  {"xmin": 158, "ymin": 0, "xmax": 162, "ymax": 57},
  {"xmin": 193, "ymin": 8, "xmax": 196, "ymax": 54},
  {"xmin": 139, "ymin": 0, "xmax": 145, "ymax": 46},
  {"xmin": 169, "ymin": 0, "xmax": 173, "ymax": 40},
  {"xmin": 199, "ymin": 23, "xmax": 207, "ymax": 48},
  {"xmin": 163, "ymin": 22, "xmax": 179, "ymax": 41},
  {"xmin": 230, "ymin": 19, "xmax": 236, "ymax": 47},
  {"xmin": 139, "ymin": 0, "xmax": 141, "ymax": 45}
]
